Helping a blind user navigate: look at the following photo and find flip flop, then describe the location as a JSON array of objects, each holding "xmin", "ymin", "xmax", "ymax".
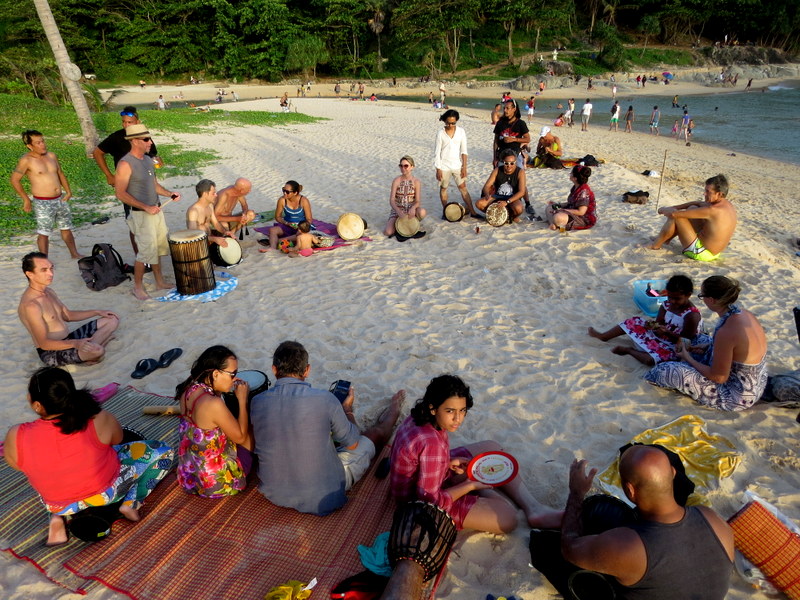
[
  {"xmin": 44, "ymin": 516, "xmax": 70, "ymax": 547},
  {"xmin": 131, "ymin": 358, "xmax": 159, "ymax": 379},
  {"xmin": 158, "ymin": 348, "xmax": 183, "ymax": 369}
]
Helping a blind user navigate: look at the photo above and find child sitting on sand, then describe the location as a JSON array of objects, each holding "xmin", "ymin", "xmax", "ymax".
[
  {"xmin": 588, "ymin": 274, "xmax": 703, "ymax": 366},
  {"xmin": 290, "ymin": 221, "xmax": 322, "ymax": 257}
]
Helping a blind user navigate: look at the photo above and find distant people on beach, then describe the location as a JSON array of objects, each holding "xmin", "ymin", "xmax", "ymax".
[
  {"xmin": 526, "ymin": 96, "xmax": 535, "ymax": 122},
  {"xmin": 156, "ymin": 95, "xmax": 167, "ymax": 110},
  {"xmin": 385, "ymin": 155, "xmax": 426, "ymax": 236},
  {"xmin": 679, "ymin": 110, "xmax": 691, "ymax": 143},
  {"xmin": 19, "ymin": 252, "xmax": 120, "ymax": 367},
  {"xmin": 11, "ymin": 130, "xmax": 82, "ymax": 259},
  {"xmin": 3, "ymin": 367, "xmax": 172, "ymax": 546},
  {"xmin": 214, "ymin": 178, "xmax": 256, "ymax": 236},
  {"xmin": 434, "ymin": 110, "xmax": 476, "ymax": 218},
  {"xmin": 609, "ymin": 101, "xmax": 621, "ymax": 132},
  {"xmin": 558, "ymin": 446, "xmax": 734, "ymax": 599},
  {"xmin": 175, "ymin": 345, "xmax": 253, "ymax": 497},
  {"xmin": 645, "ymin": 276, "xmax": 768, "ymax": 411},
  {"xmin": 280, "ymin": 92, "xmax": 289, "ymax": 112},
  {"xmin": 647, "ymin": 174, "xmax": 736, "ymax": 261},
  {"xmin": 250, "ymin": 340, "xmax": 403, "ymax": 515},
  {"xmin": 649, "ymin": 106, "xmax": 660, "ymax": 135},
  {"xmin": 185, "ymin": 179, "xmax": 233, "ymax": 248},
  {"xmin": 624, "ymin": 105, "xmax": 635, "ymax": 132},
  {"xmin": 580, "ymin": 99, "xmax": 593, "ymax": 131},
  {"xmin": 491, "ymin": 103, "xmax": 503, "ymax": 125},
  {"xmin": 390, "ymin": 374, "xmax": 563, "ymax": 533},
  {"xmin": 546, "ymin": 165, "xmax": 596, "ymax": 232},
  {"xmin": 589, "ymin": 274, "xmax": 702, "ymax": 366},
  {"xmin": 264, "ymin": 180, "xmax": 314, "ymax": 250},
  {"xmin": 477, "ymin": 148, "xmax": 527, "ymax": 224}
]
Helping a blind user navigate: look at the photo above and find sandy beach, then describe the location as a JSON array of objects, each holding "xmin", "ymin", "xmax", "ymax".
[{"xmin": 1, "ymin": 87, "xmax": 799, "ymax": 599}]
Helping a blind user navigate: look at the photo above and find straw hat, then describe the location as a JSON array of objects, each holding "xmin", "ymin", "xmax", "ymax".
[
  {"xmin": 125, "ymin": 124, "xmax": 151, "ymax": 139},
  {"xmin": 336, "ymin": 213, "xmax": 366, "ymax": 240},
  {"xmin": 395, "ymin": 215, "xmax": 420, "ymax": 237}
]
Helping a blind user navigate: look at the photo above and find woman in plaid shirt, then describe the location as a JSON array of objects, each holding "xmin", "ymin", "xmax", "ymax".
[{"xmin": 389, "ymin": 375, "xmax": 562, "ymax": 533}]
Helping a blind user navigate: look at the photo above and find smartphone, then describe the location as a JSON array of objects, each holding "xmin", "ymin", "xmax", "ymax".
[{"xmin": 329, "ymin": 380, "xmax": 351, "ymax": 403}]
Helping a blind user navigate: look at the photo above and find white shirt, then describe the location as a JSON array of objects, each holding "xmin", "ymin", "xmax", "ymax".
[
  {"xmin": 433, "ymin": 126, "xmax": 468, "ymax": 171},
  {"xmin": 582, "ymin": 102, "xmax": 593, "ymax": 116}
]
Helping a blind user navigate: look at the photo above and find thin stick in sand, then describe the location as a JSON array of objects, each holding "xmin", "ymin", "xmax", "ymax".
[{"xmin": 655, "ymin": 149, "xmax": 668, "ymax": 213}]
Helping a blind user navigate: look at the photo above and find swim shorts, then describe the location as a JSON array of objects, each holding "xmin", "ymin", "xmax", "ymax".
[
  {"xmin": 683, "ymin": 237, "xmax": 720, "ymax": 262},
  {"xmin": 338, "ymin": 435, "xmax": 376, "ymax": 490},
  {"xmin": 33, "ymin": 196, "xmax": 73, "ymax": 236},
  {"xmin": 37, "ymin": 319, "xmax": 99, "ymax": 366}
]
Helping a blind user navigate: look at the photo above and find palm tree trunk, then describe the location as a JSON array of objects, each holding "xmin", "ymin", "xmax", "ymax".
[{"xmin": 31, "ymin": 0, "xmax": 98, "ymax": 155}]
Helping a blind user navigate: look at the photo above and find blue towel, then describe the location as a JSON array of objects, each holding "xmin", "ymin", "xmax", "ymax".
[
  {"xmin": 357, "ymin": 531, "xmax": 392, "ymax": 576},
  {"xmin": 155, "ymin": 271, "xmax": 237, "ymax": 303}
]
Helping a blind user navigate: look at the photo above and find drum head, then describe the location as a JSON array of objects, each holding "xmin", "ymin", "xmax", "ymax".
[
  {"xmin": 485, "ymin": 202, "xmax": 510, "ymax": 227},
  {"xmin": 444, "ymin": 202, "xmax": 465, "ymax": 222},
  {"xmin": 395, "ymin": 216, "xmax": 420, "ymax": 237},
  {"xmin": 237, "ymin": 370, "xmax": 266, "ymax": 389},
  {"xmin": 211, "ymin": 238, "xmax": 242, "ymax": 266},
  {"xmin": 169, "ymin": 229, "xmax": 207, "ymax": 242},
  {"xmin": 337, "ymin": 213, "xmax": 366, "ymax": 241}
]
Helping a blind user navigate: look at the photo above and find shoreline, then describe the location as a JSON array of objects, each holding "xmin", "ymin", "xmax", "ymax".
[{"xmin": 1, "ymin": 95, "xmax": 798, "ymax": 600}]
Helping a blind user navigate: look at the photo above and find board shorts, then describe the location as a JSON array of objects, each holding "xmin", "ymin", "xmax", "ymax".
[
  {"xmin": 33, "ymin": 195, "xmax": 73, "ymax": 236},
  {"xmin": 439, "ymin": 169, "xmax": 465, "ymax": 188},
  {"xmin": 683, "ymin": 237, "xmax": 720, "ymax": 262},
  {"xmin": 127, "ymin": 210, "xmax": 169, "ymax": 264},
  {"xmin": 338, "ymin": 436, "xmax": 376, "ymax": 490},
  {"xmin": 37, "ymin": 319, "xmax": 98, "ymax": 366}
]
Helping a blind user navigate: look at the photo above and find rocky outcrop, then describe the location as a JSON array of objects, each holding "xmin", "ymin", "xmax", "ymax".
[{"xmin": 702, "ymin": 46, "xmax": 796, "ymax": 66}]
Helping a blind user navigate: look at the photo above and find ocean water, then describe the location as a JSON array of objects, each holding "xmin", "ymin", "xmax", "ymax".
[{"xmin": 392, "ymin": 80, "xmax": 800, "ymax": 165}]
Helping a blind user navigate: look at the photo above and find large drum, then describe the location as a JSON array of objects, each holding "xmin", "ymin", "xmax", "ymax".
[
  {"xmin": 337, "ymin": 213, "xmax": 366, "ymax": 241},
  {"xmin": 223, "ymin": 370, "xmax": 270, "ymax": 418},
  {"xmin": 168, "ymin": 230, "xmax": 215, "ymax": 295},
  {"xmin": 209, "ymin": 237, "xmax": 243, "ymax": 267},
  {"xmin": 443, "ymin": 202, "xmax": 465, "ymax": 223},
  {"xmin": 485, "ymin": 201, "xmax": 511, "ymax": 227},
  {"xmin": 388, "ymin": 501, "xmax": 457, "ymax": 582},
  {"xmin": 395, "ymin": 215, "xmax": 420, "ymax": 238}
]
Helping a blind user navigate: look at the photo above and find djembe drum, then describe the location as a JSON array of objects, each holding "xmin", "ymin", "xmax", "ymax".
[
  {"xmin": 168, "ymin": 230, "xmax": 215, "ymax": 295},
  {"xmin": 443, "ymin": 202, "xmax": 465, "ymax": 222},
  {"xmin": 388, "ymin": 501, "xmax": 457, "ymax": 582},
  {"xmin": 485, "ymin": 201, "xmax": 511, "ymax": 227}
]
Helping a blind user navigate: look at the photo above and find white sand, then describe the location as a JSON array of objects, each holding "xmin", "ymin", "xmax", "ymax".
[{"xmin": 1, "ymin": 95, "xmax": 799, "ymax": 600}]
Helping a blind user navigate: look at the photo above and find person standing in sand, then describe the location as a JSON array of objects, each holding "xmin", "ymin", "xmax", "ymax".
[
  {"xmin": 390, "ymin": 374, "xmax": 563, "ymax": 533},
  {"xmin": 647, "ymin": 174, "xmax": 736, "ymax": 262},
  {"xmin": 385, "ymin": 156, "xmax": 426, "ymax": 236},
  {"xmin": 649, "ymin": 106, "xmax": 660, "ymax": 135},
  {"xmin": 114, "ymin": 124, "xmax": 181, "ymax": 300},
  {"xmin": 581, "ymin": 99, "xmax": 593, "ymax": 131},
  {"xmin": 10, "ymin": 130, "xmax": 82, "ymax": 259},
  {"xmin": 214, "ymin": 178, "xmax": 256, "ymax": 235},
  {"xmin": 434, "ymin": 110, "xmax": 476, "ymax": 218},
  {"xmin": 250, "ymin": 340, "xmax": 404, "ymax": 516},
  {"xmin": 185, "ymin": 179, "xmax": 233, "ymax": 248},
  {"xmin": 19, "ymin": 252, "xmax": 120, "ymax": 367}
]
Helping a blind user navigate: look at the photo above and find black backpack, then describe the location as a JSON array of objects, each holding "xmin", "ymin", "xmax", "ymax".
[{"xmin": 78, "ymin": 243, "xmax": 129, "ymax": 291}]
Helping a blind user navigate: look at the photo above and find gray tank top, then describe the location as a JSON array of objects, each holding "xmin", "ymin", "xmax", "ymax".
[
  {"xmin": 617, "ymin": 506, "xmax": 732, "ymax": 600},
  {"xmin": 120, "ymin": 153, "xmax": 158, "ymax": 207}
]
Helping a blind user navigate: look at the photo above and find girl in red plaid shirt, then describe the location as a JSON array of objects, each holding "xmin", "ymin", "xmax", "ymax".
[{"xmin": 389, "ymin": 375, "xmax": 562, "ymax": 533}]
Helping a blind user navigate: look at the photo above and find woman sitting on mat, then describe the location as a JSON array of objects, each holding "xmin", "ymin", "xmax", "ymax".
[
  {"xmin": 3, "ymin": 367, "xmax": 173, "ymax": 546},
  {"xmin": 588, "ymin": 274, "xmax": 702, "ymax": 366},
  {"xmin": 389, "ymin": 374, "xmax": 562, "ymax": 534},
  {"xmin": 546, "ymin": 165, "xmax": 597, "ymax": 231},
  {"xmin": 265, "ymin": 180, "xmax": 314, "ymax": 250},
  {"xmin": 645, "ymin": 275, "xmax": 769, "ymax": 411},
  {"xmin": 176, "ymin": 345, "xmax": 253, "ymax": 497},
  {"xmin": 385, "ymin": 155, "xmax": 426, "ymax": 237}
]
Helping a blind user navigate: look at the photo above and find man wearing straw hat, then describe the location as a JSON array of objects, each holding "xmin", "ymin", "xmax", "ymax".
[{"xmin": 115, "ymin": 124, "xmax": 181, "ymax": 300}]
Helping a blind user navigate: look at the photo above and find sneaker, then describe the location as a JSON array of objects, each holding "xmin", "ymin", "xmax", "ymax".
[{"xmin": 525, "ymin": 204, "xmax": 536, "ymax": 216}]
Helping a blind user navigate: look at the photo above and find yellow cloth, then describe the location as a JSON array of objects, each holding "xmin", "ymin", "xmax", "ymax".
[
  {"xmin": 265, "ymin": 580, "xmax": 312, "ymax": 600},
  {"xmin": 596, "ymin": 414, "xmax": 740, "ymax": 506}
]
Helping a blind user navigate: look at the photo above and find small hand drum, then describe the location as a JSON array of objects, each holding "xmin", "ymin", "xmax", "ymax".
[{"xmin": 485, "ymin": 201, "xmax": 511, "ymax": 227}]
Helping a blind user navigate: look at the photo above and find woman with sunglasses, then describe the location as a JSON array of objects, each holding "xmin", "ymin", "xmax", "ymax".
[
  {"xmin": 175, "ymin": 345, "xmax": 253, "ymax": 497},
  {"xmin": 4, "ymin": 367, "xmax": 173, "ymax": 545},
  {"xmin": 385, "ymin": 155, "xmax": 426, "ymax": 236},
  {"xmin": 645, "ymin": 276, "xmax": 768, "ymax": 411},
  {"xmin": 265, "ymin": 180, "xmax": 314, "ymax": 250}
]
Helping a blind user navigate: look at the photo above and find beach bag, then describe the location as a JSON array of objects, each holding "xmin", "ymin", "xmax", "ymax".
[
  {"xmin": 78, "ymin": 243, "xmax": 129, "ymax": 291},
  {"xmin": 330, "ymin": 570, "xmax": 389, "ymax": 600},
  {"xmin": 622, "ymin": 190, "xmax": 650, "ymax": 204},
  {"xmin": 579, "ymin": 155, "xmax": 599, "ymax": 167}
]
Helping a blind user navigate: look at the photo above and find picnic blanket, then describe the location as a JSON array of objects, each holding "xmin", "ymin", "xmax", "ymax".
[
  {"xmin": 596, "ymin": 414, "xmax": 740, "ymax": 506},
  {"xmin": 1, "ymin": 386, "xmax": 395, "ymax": 600},
  {"xmin": 254, "ymin": 219, "xmax": 372, "ymax": 251}
]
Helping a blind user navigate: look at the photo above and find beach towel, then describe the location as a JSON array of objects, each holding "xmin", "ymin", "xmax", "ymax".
[
  {"xmin": 255, "ymin": 219, "xmax": 372, "ymax": 251},
  {"xmin": 155, "ymin": 270, "xmax": 237, "ymax": 303},
  {"xmin": 0, "ymin": 386, "xmax": 180, "ymax": 595},
  {"xmin": 596, "ymin": 414, "xmax": 740, "ymax": 506}
]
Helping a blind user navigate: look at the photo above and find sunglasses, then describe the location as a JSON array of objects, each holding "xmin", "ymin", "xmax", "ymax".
[
  {"xmin": 503, "ymin": 161, "xmax": 516, "ymax": 165},
  {"xmin": 445, "ymin": 121, "xmax": 457, "ymax": 125},
  {"xmin": 282, "ymin": 188, "xmax": 295, "ymax": 194},
  {"xmin": 218, "ymin": 368, "xmax": 238, "ymax": 377},
  {"xmin": 119, "ymin": 111, "xmax": 137, "ymax": 117},
  {"xmin": 137, "ymin": 137, "xmax": 152, "ymax": 142},
  {"xmin": 399, "ymin": 164, "xmax": 411, "ymax": 168}
]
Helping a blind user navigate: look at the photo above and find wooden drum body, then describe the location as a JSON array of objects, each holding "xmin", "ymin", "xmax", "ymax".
[{"xmin": 168, "ymin": 229, "xmax": 215, "ymax": 295}]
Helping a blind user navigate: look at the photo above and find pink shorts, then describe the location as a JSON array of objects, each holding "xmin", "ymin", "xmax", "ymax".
[{"xmin": 445, "ymin": 446, "xmax": 478, "ymax": 529}]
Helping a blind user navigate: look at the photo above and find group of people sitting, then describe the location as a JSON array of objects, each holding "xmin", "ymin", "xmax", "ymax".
[{"xmin": 4, "ymin": 339, "xmax": 737, "ymax": 599}]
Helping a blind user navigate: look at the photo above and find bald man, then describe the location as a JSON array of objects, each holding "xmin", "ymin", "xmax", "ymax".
[
  {"xmin": 560, "ymin": 445, "xmax": 733, "ymax": 599},
  {"xmin": 214, "ymin": 177, "xmax": 256, "ymax": 234}
]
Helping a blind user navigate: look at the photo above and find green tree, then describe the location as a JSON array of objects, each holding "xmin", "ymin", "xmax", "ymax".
[
  {"xmin": 488, "ymin": 0, "xmax": 537, "ymax": 65},
  {"xmin": 638, "ymin": 14, "xmax": 660, "ymax": 57},
  {"xmin": 286, "ymin": 34, "xmax": 330, "ymax": 78}
]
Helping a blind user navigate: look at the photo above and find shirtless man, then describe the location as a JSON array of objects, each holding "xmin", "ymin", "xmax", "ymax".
[
  {"xmin": 533, "ymin": 126, "xmax": 563, "ymax": 168},
  {"xmin": 185, "ymin": 179, "xmax": 233, "ymax": 248},
  {"xmin": 214, "ymin": 178, "xmax": 256, "ymax": 235},
  {"xmin": 10, "ymin": 131, "xmax": 82, "ymax": 259},
  {"xmin": 19, "ymin": 252, "xmax": 120, "ymax": 366},
  {"xmin": 648, "ymin": 174, "xmax": 736, "ymax": 262}
]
